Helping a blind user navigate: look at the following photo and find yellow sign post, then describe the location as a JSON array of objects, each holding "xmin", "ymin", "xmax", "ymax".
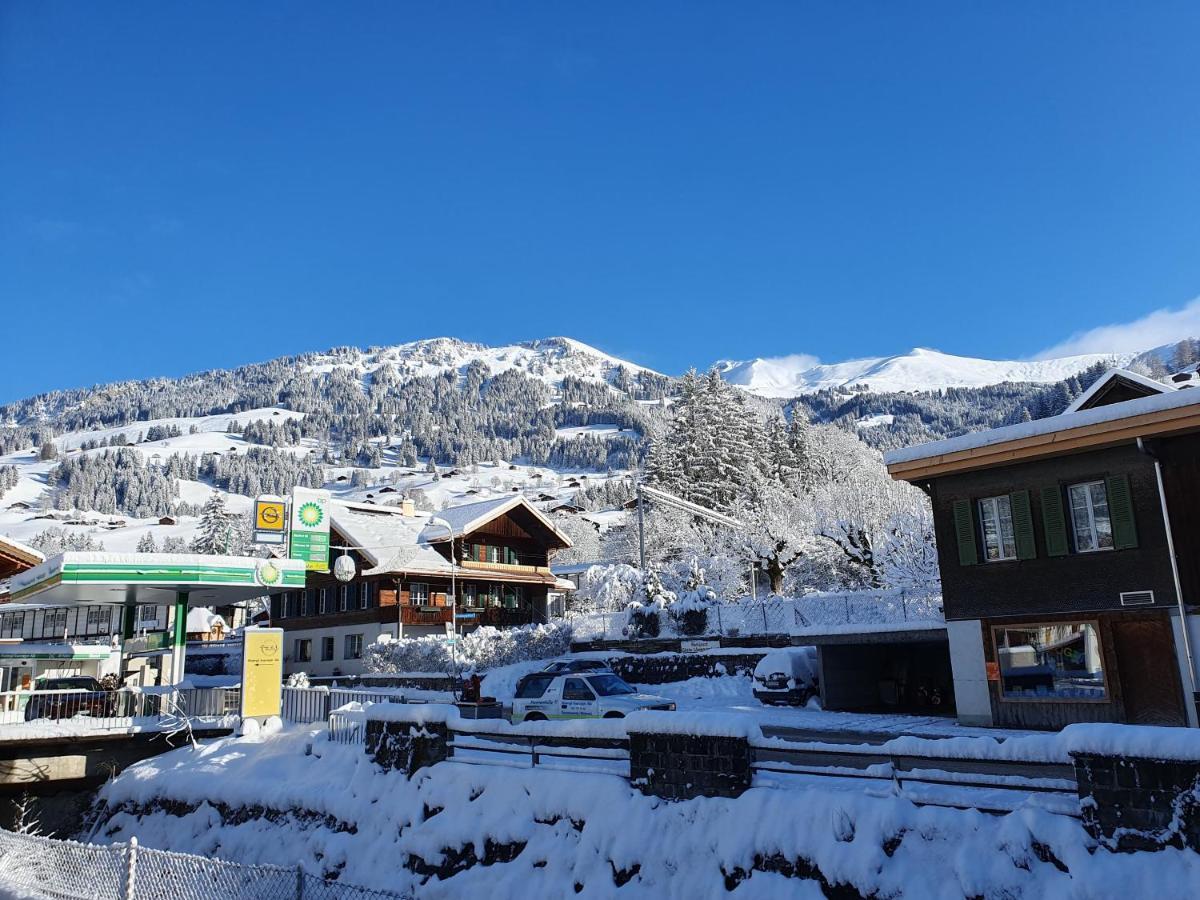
[{"xmin": 240, "ymin": 628, "xmax": 284, "ymax": 720}]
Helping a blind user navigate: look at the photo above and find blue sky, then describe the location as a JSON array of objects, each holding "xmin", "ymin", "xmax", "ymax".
[{"xmin": 3, "ymin": 2, "xmax": 1200, "ymax": 403}]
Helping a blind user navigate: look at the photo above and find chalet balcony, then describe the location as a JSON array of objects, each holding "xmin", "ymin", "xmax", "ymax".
[
  {"xmin": 399, "ymin": 606, "xmax": 454, "ymax": 626},
  {"xmin": 458, "ymin": 560, "xmax": 551, "ymax": 576}
]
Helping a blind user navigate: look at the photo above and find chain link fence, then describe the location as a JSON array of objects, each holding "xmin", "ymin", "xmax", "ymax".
[
  {"xmin": 0, "ymin": 830, "xmax": 409, "ymax": 900},
  {"xmin": 569, "ymin": 590, "xmax": 943, "ymax": 642}
]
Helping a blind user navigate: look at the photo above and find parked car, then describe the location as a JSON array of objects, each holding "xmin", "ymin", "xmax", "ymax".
[
  {"xmin": 23, "ymin": 676, "xmax": 116, "ymax": 722},
  {"xmin": 512, "ymin": 671, "xmax": 675, "ymax": 722},
  {"xmin": 540, "ymin": 658, "xmax": 613, "ymax": 675},
  {"xmin": 752, "ymin": 648, "xmax": 819, "ymax": 706}
]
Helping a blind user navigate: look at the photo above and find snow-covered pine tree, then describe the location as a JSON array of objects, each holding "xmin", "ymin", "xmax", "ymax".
[
  {"xmin": 192, "ymin": 494, "xmax": 236, "ymax": 555},
  {"xmin": 136, "ymin": 532, "xmax": 158, "ymax": 553}
]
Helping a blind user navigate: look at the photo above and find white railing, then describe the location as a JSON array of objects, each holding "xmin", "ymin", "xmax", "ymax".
[
  {"xmin": 0, "ymin": 687, "xmax": 240, "ymax": 740},
  {"xmin": 328, "ymin": 708, "xmax": 366, "ymax": 745}
]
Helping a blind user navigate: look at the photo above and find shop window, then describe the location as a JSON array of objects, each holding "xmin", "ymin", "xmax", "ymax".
[{"xmin": 993, "ymin": 622, "xmax": 1107, "ymax": 701}]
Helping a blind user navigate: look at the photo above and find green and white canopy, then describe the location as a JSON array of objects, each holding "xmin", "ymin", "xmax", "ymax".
[{"xmin": 7, "ymin": 552, "xmax": 306, "ymax": 607}]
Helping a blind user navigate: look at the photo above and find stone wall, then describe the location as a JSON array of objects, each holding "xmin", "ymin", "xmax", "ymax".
[
  {"xmin": 629, "ymin": 730, "xmax": 753, "ymax": 801},
  {"xmin": 365, "ymin": 718, "xmax": 450, "ymax": 778},
  {"xmin": 1074, "ymin": 752, "xmax": 1200, "ymax": 852},
  {"xmin": 607, "ymin": 652, "xmax": 766, "ymax": 685}
]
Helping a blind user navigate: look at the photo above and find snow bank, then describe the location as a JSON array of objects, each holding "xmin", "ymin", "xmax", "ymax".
[{"xmin": 93, "ymin": 727, "xmax": 1200, "ymax": 899}]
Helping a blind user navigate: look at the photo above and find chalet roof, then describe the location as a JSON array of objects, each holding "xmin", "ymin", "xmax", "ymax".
[
  {"xmin": 0, "ymin": 535, "xmax": 44, "ymax": 582},
  {"xmin": 419, "ymin": 495, "xmax": 572, "ymax": 547},
  {"xmin": 1063, "ymin": 368, "xmax": 1171, "ymax": 414},
  {"xmin": 329, "ymin": 494, "xmax": 573, "ymax": 578},
  {"xmin": 885, "ymin": 383, "xmax": 1200, "ymax": 482}
]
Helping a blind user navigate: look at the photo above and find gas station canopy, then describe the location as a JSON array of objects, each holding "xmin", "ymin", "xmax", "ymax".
[{"xmin": 8, "ymin": 552, "xmax": 307, "ymax": 607}]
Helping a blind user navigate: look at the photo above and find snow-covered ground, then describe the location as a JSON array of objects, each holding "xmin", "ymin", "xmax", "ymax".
[{"xmin": 89, "ymin": 723, "xmax": 1200, "ymax": 899}]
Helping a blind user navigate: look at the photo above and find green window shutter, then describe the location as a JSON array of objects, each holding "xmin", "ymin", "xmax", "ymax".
[
  {"xmin": 1009, "ymin": 490, "xmax": 1037, "ymax": 560},
  {"xmin": 952, "ymin": 500, "xmax": 978, "ymax": 566},
  {"xmin": 1106, "ymin": 474, "xmax": 1138, "ymax": 549},
  {"xmin": 1041, "ymin": 486, "xmax": 1070, "ymax": 557}
]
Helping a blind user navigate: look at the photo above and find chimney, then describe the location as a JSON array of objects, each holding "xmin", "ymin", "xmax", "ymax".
[{"xmin": 401, "ymin": 498, "xmax": 415, "ymax": 517}]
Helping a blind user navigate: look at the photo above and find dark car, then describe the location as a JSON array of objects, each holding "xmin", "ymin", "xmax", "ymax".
[
  {"xmin": 23, "ymin": 676, "xmax": 116, "ymax": 722},
  {"xmin": 752, "ymin": 649, "xmax": 820, "ymax": 707}
]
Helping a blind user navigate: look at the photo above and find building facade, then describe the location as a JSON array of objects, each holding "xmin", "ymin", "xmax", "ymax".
[
  {"xmin": 273, "ymin": 496, "xmax": 573, "ymax": 676},
  {"xmin": 886, "ymin": 370, "xmax": 1200, "ymax": 730}
]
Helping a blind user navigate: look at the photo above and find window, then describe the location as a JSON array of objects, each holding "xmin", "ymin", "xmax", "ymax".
[
  {"xmin": 41, "ymin": 608, "xmax": 68, "ymax": 638},
  {"xmin": 344, "ymin": 633, "xmax": 363, "ymax": 660},
  {"xmin": 461, "ymin": 584, "xmax": 478, "ymax": 608},
  {"xmin": 294, "ymin": 639, "xmax": 312, "ymax": 663},
  {"xmin": 587, "ymin": 674, "xmax": 636, "ymax": 697},
  {"xmin": 515, "ymin": 674, "xmax": 556, "ymax": 699},
  {"xmin": 319, "ymin": 588, "xmax": 329, "ymax": 615},
  {"xmin": 360, "ymin": 582, "xmax": 371, "ymax": 609},
  {"xmin": 345, "ymin": 583, "xmax": 359, "ymax": 609},
  {"xmin": 300, "ymin": 591, "xmax": 310, "ymax": 617},
  {"xmin": 86, "ymin": 607, "xmax": 111, "ymax": 634},
  {"xmin": 502, "ymin": 584, "xmax": 523, "ymax": 609},
  {"xmin": 0, "ymin": 611, "xmax": 24, "ymax": 639},
  {"xmin": 484, "ymin": 583, "xmax": 502, "ymax": 607},
  {"xmin": 322, "ymin": 636, "xmax": 335, "ymax": 661},
  {"xmin": 409, "ymin": 583, "xmax": 430, "ymax": 606},
  {"xmin": 978, "ymin": 496, "xmax": 1017, "ymax": 561},
  {"xmin": 994, "ymin": 623, "xmax": 1106, "ymax": 701},
  {"xmin": 137, "ymin": 605, "xmax": 160, "ymax": 629},
  {"xmin": 1069, "ymin": 481, "xmax": 1114, "ymax": 553},
  {"xmin": 562, "ymin": 678, "xmax": 595, "ymax": 701},
  {"xmin": 339, "ymin": 586, "xmax": 349, "ymax": 612}
]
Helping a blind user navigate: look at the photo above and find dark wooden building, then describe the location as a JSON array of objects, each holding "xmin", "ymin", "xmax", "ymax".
[
  {"xmin": 887, "ymin": 369, "xmax": 1200, "ymax": 730},
  {"xmin": 273, "ymin": 496, "xmax": 573, "ymax": 676}
]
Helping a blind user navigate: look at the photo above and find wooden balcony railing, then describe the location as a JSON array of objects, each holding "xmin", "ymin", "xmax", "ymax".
[
  {"xmin": 399, "ymin": 606, "xmax": 453, "ymax": 626},
  {"xmin": 458, "ymin": 560, "xmax": 551, "ymax": 576}
]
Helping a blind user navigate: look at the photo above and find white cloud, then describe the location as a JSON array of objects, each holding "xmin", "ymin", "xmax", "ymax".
[{"xmin": 1036, "ymin": 296, "xmax": 1200, "ymax": 359}]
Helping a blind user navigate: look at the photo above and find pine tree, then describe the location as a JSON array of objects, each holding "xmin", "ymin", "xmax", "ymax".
[
  {"xmin": 136, "ymin": 532, "xmax": 158, "ymax": 553},
  {"xmin": 193, "ymin": 494, "xmax": 235, "ymax": 555}
]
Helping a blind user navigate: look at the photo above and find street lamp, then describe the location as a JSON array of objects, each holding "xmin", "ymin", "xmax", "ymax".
[{"xmin": 427, "ymin": 515, "xmax": 459, "ymax": 694}]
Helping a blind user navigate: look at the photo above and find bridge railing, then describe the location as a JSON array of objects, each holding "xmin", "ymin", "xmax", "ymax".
[{"xmin": 0, "ymin": 686, "xmax": 240, "ymax": 740}]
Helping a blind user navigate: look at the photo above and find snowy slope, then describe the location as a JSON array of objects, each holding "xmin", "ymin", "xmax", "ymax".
[{"xmin": 713, "ymin": 347, "xmax": 1137, "ymax": 397}]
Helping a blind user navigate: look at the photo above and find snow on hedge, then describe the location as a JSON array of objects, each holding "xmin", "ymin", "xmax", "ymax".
[{"xmin": 362, "ymin": 621, "xmax": 572, "ymax": 675}]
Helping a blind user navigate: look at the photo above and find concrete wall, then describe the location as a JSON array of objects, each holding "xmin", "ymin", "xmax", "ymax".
[{"xmin": 947, "ymin": 619, "xmax": 993, "ymax": 726}]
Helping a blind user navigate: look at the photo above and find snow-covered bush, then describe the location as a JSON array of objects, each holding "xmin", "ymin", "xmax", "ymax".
[
  {"xmin": 363, "ymin": 621, "xmax": 573, "ymax": 674},
  {"xmin": 286, "ymin": 671, "xmax": 311, "ymax": 689}
]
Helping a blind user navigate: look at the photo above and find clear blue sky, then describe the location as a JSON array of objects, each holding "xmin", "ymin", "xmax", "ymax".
[{"xmin": 3, "ymin": 2, "xmax": 1200, "ymax": 402}]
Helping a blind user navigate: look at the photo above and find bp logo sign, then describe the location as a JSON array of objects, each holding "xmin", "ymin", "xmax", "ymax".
[
  {"xmin": 297, "ymin": 502, "xmax": 324, "ymax": 528},
  {"xmin": 255, "ymin": 561, "xmax": 281, "ymax": 587}
]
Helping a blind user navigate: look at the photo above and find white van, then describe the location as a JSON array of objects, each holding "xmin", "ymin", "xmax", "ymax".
[{"xmin": 511, "ymin": 671, "xmax": 675, "ymax": 722}]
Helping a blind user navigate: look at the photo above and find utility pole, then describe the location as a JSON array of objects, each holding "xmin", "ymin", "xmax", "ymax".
[{"xmin": 637, "ymin": 482, "xmax": 647, "ymax": 571}]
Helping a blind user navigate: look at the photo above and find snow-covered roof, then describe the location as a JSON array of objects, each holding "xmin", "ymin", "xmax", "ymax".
[
  {"xmin": 1062, "ymin": 367, "xmax": 1171, "ymax": 414},
  {"xmin": 329, "ymin": 503, "xmax": 454, "ymax": 578},
  {"xmin": 885, "ymin": 384, "xmax": 1200, "ymax": 472},
  {"xmin": 331, "ymin": 494, "xmax": 572, "ymax": 577},
  {"xmin": 185, "ymin": 607, "xmax": 227, "ymax": 633},
  {"xmin": 418, "ymin": 495, "xmax": 572, "ymax": 547}
]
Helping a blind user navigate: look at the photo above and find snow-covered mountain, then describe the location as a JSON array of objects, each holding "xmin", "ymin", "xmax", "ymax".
[
  {"xmin": 303, "ymin": 336, "xmax": 662, "ymax": 391},
  {"xmin": 712, "ymin": 347, "xmax": 1138, "ymax": 398}
]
